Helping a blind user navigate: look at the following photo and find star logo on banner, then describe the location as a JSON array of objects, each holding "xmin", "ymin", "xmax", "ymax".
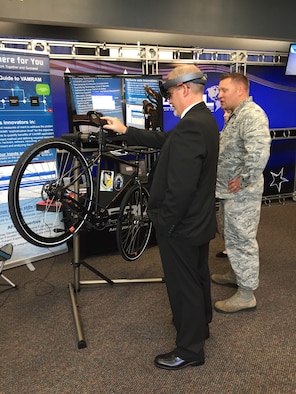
[{"xmin": 269, "ymin": 168, "xmax": 289, "ymax": 193}]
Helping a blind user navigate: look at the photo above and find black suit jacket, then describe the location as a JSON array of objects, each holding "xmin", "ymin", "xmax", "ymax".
[{"xmin": 125, "ymin": 102, "xmax": 219, "ymax": 245}]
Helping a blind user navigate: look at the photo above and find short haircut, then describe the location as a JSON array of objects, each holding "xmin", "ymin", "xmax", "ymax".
[{"xmin": 220, "ymin": 72, "xmax": 249, "ymax": 91}]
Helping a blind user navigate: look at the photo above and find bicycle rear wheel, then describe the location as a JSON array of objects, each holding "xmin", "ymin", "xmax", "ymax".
[
  {"xmin": 8, "ymin": 138, "xmax": 94, "ymax": 247},
  {"xmin": 116, "ymin": 184, "xmax": 152, "ymax": 261}
]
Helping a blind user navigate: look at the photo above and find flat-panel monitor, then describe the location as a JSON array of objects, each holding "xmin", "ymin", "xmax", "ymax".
[
  {"xmin": 64, "ymin": 73, "xmax": 163, "ymax": 131},
  {"xmin": 124, "ymin": 76, "xmax": 162, "ymax": 130},
  {"xmin": 65, "ymin": 74, "xmax": 124, "ymax": 123},
  {"xmin": 285, "ymin": 44, "xmax": 296, "ymax": 75}
]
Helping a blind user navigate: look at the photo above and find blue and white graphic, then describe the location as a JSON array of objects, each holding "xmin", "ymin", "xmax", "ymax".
[{"xmin": 269, "ymin": 168, "xmax": 289, "ymax": 193}]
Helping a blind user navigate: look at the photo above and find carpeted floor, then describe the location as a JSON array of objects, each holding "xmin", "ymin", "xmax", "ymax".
[{"xmin": 0, "ymin": 202, "xmax": 295, "ymax": 394}]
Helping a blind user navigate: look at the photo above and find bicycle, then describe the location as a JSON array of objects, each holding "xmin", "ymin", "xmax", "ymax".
[{"xmin": 8, "ymin": 115, "xmax": 159, "ymax": 261}]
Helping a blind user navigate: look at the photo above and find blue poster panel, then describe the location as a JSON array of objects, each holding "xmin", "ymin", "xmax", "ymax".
[
  {"xmin": 0, "ymin": 49, "xmax": 54, "ymax": 165},
  {"xmin": 0, "ymin": 48, "xmax": 67, "ymax": 269}
]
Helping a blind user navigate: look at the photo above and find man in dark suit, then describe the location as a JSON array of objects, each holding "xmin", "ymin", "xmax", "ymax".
[{"xmin": 103, "ymin": 65, "xmax": 219, "ymax": 370}]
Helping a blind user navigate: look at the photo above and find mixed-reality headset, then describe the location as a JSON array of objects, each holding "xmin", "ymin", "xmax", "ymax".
[{"xmin": 159, "ymin": 72, "xmax": 207, "ymax": 99}]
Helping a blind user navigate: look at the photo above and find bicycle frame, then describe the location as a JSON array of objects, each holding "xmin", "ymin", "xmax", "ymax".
[
  {"xmin": 64, "ymin": 129, "xmax": 155, "ymax": 230},
  {"xmin": 8, "ymin": 124, "xmax": 159, "ymax": 260}
]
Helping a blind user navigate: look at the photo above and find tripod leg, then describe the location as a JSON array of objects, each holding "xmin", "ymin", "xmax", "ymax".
[
  {"xmin": 72, "ymin": 233, "xmax": 81, "ymax": 292},
  {"xmin": 68, "ymin": 282, "xmax": 86, "ymax": 349},
  {"xmin": 1, "ymin": 273, "xmax": 17, "ymax": 288},
  {"xmin": 69, "ymin": 233, "xmax": 87, "ymax": 349}
]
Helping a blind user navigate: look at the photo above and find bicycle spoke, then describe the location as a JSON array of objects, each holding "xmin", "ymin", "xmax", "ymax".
[
  {"xmin": 116, "ymin": 185, "xmax": 152, "ymax": 261},
  {"xmin": 8, "ymin": 138, "xmax": 93, "ymax": 247}
]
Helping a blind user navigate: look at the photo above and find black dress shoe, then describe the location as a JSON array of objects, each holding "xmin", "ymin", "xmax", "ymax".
[
  {"xmin": 154, "ymin": 350, "xmax": 205, "ymax": 370},
  {"xmin": 216, "ymin": 251, "xmax": 228, "ymax": 258}
]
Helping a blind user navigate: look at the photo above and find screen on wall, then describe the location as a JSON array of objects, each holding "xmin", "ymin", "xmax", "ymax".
[
  {"xmin": 285, "ymin": 44, "xmax": 296, "ymax": 75},
  {"xmin": 65, "ymin": 74, "xmax": 124, "ymax": 122},
  {"xmin": 64, "ymin": 73, "xmax": 163, "ymax": 131},
  {"xmin": 124, "ymin": 76, "xmax": 162, "ymax": 130}
]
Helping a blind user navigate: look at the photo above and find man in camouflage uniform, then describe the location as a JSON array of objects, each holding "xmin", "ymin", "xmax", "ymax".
[{"xmin": 212, "ymin": 72, "xmax": 271, "ymax": 313}]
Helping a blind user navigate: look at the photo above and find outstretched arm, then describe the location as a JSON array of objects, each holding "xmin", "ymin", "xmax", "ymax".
[
  {"xmin": 102, "ymin": 116, "xmax": 166, "ymax": 148},
  {"xmin": 101, "ymin": 117, "xmax": 127, "ymax": 134}
]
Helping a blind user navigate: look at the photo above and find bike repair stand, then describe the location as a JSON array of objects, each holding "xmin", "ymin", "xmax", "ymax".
[
  {"xmin": 68, "ymin": 128, "xmax": 163, "ymax": 349},
  {"xmin": 68, "ymin": 232, "xmax": 164, "ymax": 349}
]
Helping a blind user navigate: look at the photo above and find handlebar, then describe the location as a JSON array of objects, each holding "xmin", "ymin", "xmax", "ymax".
[
  {"xmin": 62, "ymin": 130, "xmax": 160, "ymax": 156},
  {"xmin": 63, "ymin": 114, "xmax": 160, "ymax": 157}
]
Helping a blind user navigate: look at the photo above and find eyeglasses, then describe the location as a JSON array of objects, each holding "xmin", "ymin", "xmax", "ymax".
[
  {"xmin": 159, "ymin": 71, "xmax": 207, "ymax": 99},
  {"xmin": 166, "ymin": 83, "xmax": 184, "ymax": 100}
]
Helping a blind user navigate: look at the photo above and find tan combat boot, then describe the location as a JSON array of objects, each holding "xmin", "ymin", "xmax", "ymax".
[
  {"xmin": 214, "ymin": 287, "xmax": 257, "ymax": 313},
  {"xmin": 211, "ymin": 270, "xmax": 237, "ymax": 286}
]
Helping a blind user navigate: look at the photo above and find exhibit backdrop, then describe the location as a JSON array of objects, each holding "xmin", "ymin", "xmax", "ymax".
[
  {"xmin": 0, "ymin": 48, "xmax": 67, "ymax": 269},
  {"xmin": 1, "ymin": 54, "xmax": 296, "ymax": 267},
  {"xmin": 50, "ymin": 60, "xmax": 296, "ymax": 199}
]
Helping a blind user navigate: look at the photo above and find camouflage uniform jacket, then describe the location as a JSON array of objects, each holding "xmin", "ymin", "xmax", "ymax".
[{"xmin": 216, "ymin": 97, "xmax": 271, "ymax": 199}]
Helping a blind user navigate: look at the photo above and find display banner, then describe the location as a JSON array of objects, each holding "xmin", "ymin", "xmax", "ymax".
[
  {"xmin": 49, "ymin": 59, "xmax": 296, "ymax": 133},
  {"xmin": 0, "ymin": 48, "xmax": 67, "ymax": 270},
  {"xmin": 160, "ymin": 64, "xmax": 296, "ymax": 131},
  {"xmin": 159, "ymin": 64, "xmax": 296, "ymax": 200}
]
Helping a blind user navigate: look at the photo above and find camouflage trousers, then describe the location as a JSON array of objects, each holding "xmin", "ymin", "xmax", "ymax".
[{"xmin": 220, "ymin": 195, "xmax": 262, "ymax": 291}]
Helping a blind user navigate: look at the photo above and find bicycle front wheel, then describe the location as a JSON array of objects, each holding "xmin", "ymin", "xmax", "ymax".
[
  {"xmin": 8, "ymin": 138, "xmax": 94, "ymax": 247},
  {"xmin": 116, "ymin": 184, "xmax": 152, "ymax": 261}
]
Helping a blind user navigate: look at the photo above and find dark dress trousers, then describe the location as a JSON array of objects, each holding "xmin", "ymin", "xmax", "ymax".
[{"xmin": 124, "ymin": 102, "xmax": 219, "ymax": 360}]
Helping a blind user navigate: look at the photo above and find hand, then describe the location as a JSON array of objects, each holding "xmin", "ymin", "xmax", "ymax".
[
  {"xmin": 228, "ymin": 177, "xmax": 241, "ymax": 193},
  {"xmin": 100, "ymin": 116, "xmax": 127, "ymax": 134}
]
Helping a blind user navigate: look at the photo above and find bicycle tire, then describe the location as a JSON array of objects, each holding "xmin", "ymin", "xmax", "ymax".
[
  {"xmin": 8, "ymin": 138, "xmax": 94, "ymax": 247},
  {"xmin": 116, "ymin": 184, "xmax": 152, "ymax": 261}
]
